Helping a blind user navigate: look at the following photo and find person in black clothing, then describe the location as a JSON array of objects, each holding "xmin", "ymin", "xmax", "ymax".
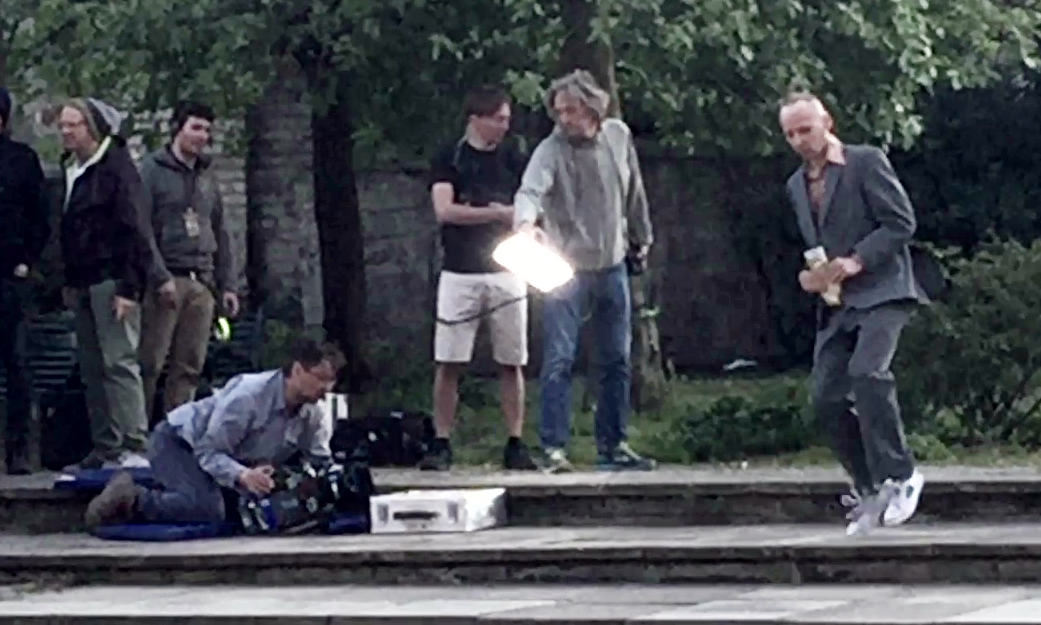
[
  {"xmin": 0, "ymin": 86, "xmax": 48, "ymax": 475},
  {"xmin": 420, "ymin": 86, "xmax": 537, "ymax": 472},
  {"xmin": 57, "ymin": 97, "xmax": 154, "ymax": 472}
]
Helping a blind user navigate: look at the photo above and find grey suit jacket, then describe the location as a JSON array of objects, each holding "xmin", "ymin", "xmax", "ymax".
[{"xmin": 786, "ymin": 144, "xmax": 927, "ymax": 311}]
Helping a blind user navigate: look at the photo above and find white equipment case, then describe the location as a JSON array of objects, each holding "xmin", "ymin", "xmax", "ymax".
[{"xmin": 369, "ymin": 487, "xmax": 507, "ymax": 534}]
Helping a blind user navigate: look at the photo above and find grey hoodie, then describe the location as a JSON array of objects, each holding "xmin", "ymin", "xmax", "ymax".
[
  {"xmin": 137, "ymin": 146, "xmax": 233, "ymax": 292},
  {"xmin": 513, "ymin": 118, "xmax": 653, "ymax": 271}
]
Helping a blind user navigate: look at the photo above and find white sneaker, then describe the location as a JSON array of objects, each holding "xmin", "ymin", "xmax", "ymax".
[
  {"xmin": 116, "ymin": 451, "xmax": 151, "ymax": 469},
  {"xmin": 841, "ymin": 489, "xmax": 887, "ymax": 536},
  {"xmin": 883, "ymin": 469, "xmax": 924, "ymax": 526},
  {"xmin": 541, "ymin": 448, "xmax": 574, "ymax": 474}
]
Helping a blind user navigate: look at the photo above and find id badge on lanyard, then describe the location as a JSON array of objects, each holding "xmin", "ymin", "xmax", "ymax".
[
  {"xmin": 183, "ymin": 207, "xmax": 201, "ymax": 238},
  {"xmin": 183, "ymin": 172, "xmax": 200, "ymax": 238}
]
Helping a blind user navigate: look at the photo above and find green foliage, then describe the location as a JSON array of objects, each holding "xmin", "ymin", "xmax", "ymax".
[
  {"xmin": 897, "ymin": 237, "xmax": 1041, "ymax": 447},
  {"xmin": 892, "ymin": 77, "xmax": 1041, "ymax": 252},
  {"xmin": 9, "ymin": 0, "xmax": 266, "ymax": 117},
  {"xmin": 668, "ymin": 376, "xmax": 818, "ymax": 462},
  {"xmin": 607, "ymin": 0, "xmax": 1041, "ymax": 155},
  {"xmin": 259, "ymin": 319, "xmax": 326, "ymax": 371},
  {"xmin": 7, "ymin": 0, "xmax": 1036, "ymax": 164},
  {"xmin": 905, "ymin": 433, "xmax": 957, "ymax": 463}
]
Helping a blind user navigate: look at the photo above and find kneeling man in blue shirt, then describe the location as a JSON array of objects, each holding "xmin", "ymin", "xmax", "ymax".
[{"xmin": 85, "ymin": 338, "xmax": 345, "ymax": 528}]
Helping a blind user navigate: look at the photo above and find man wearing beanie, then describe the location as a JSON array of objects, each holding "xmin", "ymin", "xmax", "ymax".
[
  {"xmin": 57, "ymin": 97, "xmax": 154, "ymax": 472},
  {"xmin": 0, "ymin": 86, "xmax": 48, "ymax": 474},
  {"xmin": 137, "ymin": 100, "xmax": 238, "ymax": 424}
]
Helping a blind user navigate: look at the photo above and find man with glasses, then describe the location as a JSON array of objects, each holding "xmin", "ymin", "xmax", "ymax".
[{"xmin": 83, "ymin": 338, "xmax": 345, "ymax": 528}]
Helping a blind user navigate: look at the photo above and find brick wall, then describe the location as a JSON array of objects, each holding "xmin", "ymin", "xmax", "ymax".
[
  {"xmin": 241, "ymin": 64, "xmax": 324, "ymax": 328},
  {"xmin": 348, "ymin": 155, "xmax": 793, "ymax": 373}
]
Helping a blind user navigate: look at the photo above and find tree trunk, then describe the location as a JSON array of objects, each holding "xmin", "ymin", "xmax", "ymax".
[
  {"xmin": 0, "ymin": 15, "xmax": 12, "ymax": 86},
  {"xmin": 557, "ymin": 0, "xmax": 619, "ymax": 118},
  {"xmin": 556, "ymin": 0, "xmax": 668, "ymax": 412},
  {"xmin": 245, "ymin": 57, "xmax": 325, "ymax": 331},
  {"xmin": 0, "ymin": 43, "xmax": 8, "ymax": 87},
  {"xmin": 303, "ymin": 62, "xmax": 373, "ymax": 394}
]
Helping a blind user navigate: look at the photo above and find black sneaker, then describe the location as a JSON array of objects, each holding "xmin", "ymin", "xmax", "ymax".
[
  {"xmin": 418, "ymin": 438, "xmax": 452, "ymax": 471},
  {"xmin": 62, "ymin": 451, "xmax": 107, "ymax": 474},
  {"xmin": 5, "ymin": 448, "xmax": 32, "ymax": 476},
  {"xmin": 503, "ymin": 438, "xmax": 538, "ymax": 471}
]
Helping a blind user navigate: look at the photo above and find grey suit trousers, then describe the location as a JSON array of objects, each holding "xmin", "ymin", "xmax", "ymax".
[{"xmin": 810, "ymin": 300, "xmax": 916, "ymax": 494}]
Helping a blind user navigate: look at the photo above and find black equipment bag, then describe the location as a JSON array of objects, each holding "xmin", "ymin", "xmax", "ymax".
[{"xmin": 330, "ymin": 408, "xmax": 435, "ymax": 468}]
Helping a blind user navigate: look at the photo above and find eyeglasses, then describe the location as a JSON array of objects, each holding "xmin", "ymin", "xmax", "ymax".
[{"xmin": 301, "ymin": 363, "xmax": 338, "ymax": 385}]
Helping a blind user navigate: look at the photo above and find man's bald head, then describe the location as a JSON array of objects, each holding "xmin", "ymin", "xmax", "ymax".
[
  {"xmin": 778, "ymin": 91, "xmax": 831, "ymax": 125},
  {"xmin": 778, "ymin": 91, "xmax": 834, "ymax": 161}
]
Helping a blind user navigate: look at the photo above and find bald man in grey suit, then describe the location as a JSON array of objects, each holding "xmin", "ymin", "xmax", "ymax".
[{"xmin": 779, "ymin": 91, "xmax": 927, "ymax": 536}]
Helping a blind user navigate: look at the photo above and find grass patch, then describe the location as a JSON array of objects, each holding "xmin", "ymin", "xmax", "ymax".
[{"xmin": 353, "ymin": 366, "xmax": 1041, "ymax": 470}]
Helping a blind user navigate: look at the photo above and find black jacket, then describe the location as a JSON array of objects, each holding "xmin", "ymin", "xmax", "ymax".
[
  {"xmin": 59, "ymin": 136, "xmax": 153, "ymax": 300},
  {"xmin": 0, "ymin": 135, "xmax": 48, "ymax": 277}
]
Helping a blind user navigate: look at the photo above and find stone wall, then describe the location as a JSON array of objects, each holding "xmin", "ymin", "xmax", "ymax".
[
  {"xmin": 349, "ymin": 155, "xmax": 796, "ymax": 373},
  {"xmin": 356, "ymin": 170, "xmax": 441, "ymax": 351}
]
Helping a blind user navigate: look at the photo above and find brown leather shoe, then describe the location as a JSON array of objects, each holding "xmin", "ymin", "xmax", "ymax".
[{"xmin": 84, "ymin": 472, "xmax": 138, "ymax": 529}]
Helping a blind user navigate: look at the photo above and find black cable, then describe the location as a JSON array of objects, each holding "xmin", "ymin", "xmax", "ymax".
[
  {"xmin": 435, "ymin": 295, "xmax": 529, "ymax": 326},
  {"xmin": 434, "ymin": 289, "xmax": 659, "ymax": 326}
]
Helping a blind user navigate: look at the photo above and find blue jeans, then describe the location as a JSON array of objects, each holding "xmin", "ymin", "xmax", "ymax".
[
  {"xmin": 539, "ymin": 263, "xmax": 631, "ymax": 454},
  {"xmin": 135, "ymin": 421, "xmax": 228, "ymax": 524}
]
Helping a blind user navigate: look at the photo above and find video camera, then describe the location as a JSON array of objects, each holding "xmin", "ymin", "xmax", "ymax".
[{"xmin": 237, "ymin": 459, "xmax": 374, "ymax": 535}]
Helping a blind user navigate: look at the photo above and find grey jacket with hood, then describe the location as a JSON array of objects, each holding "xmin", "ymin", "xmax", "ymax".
[
  {"xmin": 137, "ymin": 146, "xmax": 233, "ymax": 293},
  {"xmin": 513, "ymin": 70, "xmax": 653, "ymax": 272},
  {"xmin": 514, "ymin": 118, "xmax": 653, "ymax": 271}
]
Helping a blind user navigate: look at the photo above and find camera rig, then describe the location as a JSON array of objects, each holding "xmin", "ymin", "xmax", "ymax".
[{"xmin": 237, "ymin": 459, "xmax": 375, "ymax": 535}]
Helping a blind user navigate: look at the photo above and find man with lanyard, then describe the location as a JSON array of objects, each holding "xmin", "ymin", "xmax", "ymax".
[{"xmin": 137, "ymin": 100, "xmax": 239, "ymax": 425}]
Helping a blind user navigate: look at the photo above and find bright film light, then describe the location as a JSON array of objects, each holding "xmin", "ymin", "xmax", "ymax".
[
  {"xmin": 493, "ymin": 232, "xmax": 575, "ymax": 293},
  {"xmin": 317, "ymin": 392, "xmax": 349, "ymax": 423}
]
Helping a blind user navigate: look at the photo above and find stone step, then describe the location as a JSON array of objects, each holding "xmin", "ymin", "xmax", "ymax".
[
  {"xmin": 2, "ymin": 582, "xmax": 1041, "ymax": 624},
  {"xmin": 1, "ymin": 522, "xmax": 1038, "ymax": 587},
  {"xmin": 3, "ymin": 465, "xmax": 1041, "ymax": 533}
]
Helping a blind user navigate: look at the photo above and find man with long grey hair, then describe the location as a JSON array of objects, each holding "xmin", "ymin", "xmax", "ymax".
[{"xmin": 513, "ymin": 69, "xmax": 655, "ymax": 473}]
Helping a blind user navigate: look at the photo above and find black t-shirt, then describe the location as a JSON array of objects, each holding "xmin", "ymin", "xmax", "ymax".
[{"xmin": 428, "ymin": 139, "xmax": 528, "ymax": 274}]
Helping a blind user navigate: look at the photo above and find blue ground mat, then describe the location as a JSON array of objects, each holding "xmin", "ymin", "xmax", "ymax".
[
  {"xmin": 326, "ymin": 512, "xmax": 370, "ymax": 535},
  {"xmin": 90, "ymin": 522, "xmax": 239, "ymax": 542},
  {"xmin": 90, "ymin": 511, "xmax": 371, "ymax": 541},
  {"xmin": 52, "ymin": 468, "xmax": 156, "ymax": 491}
]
